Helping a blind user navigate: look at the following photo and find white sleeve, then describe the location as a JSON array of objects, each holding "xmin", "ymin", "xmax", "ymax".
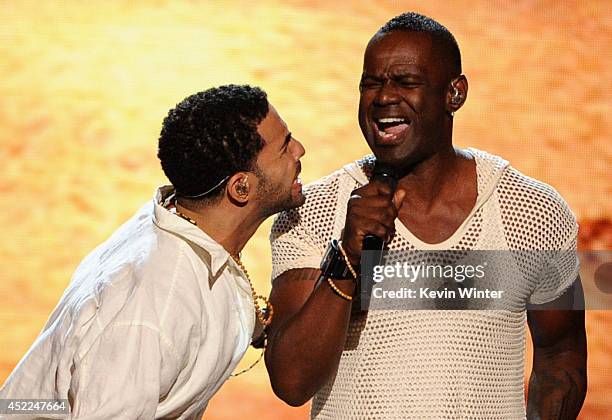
[
  {"xmin": 528, "ymin": 199, "xmax": 580, "ymax": 305},
  {"xmin": 270, "ymin": 208, "xmax": 325, "ymax": 281},
  {"xmin": 270, "ymin": 172, "xmax": 353, "ymax": 281},
  {"xmin": 69, "ymin": 323, "xmax": 177, "ymax": 419}
]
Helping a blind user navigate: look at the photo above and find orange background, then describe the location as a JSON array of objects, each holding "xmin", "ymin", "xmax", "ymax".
[{"xmin": 0, "ymin": 1, "xmax": 610, "ymax": 418}]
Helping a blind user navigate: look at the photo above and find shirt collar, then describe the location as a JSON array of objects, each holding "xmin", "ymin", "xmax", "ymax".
[
  {"xmin": 152, "ymin": 185, "xmax": 230, "ymax": 276},
  {"xmin": 343, "ymin": 154, "xmax": 375, "ymax": 186},
  {"xmin": 342, "ymin": 150, "xmax": 509, "ymax": 210}
]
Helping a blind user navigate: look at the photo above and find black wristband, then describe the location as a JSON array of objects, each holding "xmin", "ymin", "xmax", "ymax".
[{"xmin": 319, "ymin": 239, "xmax": 358, "ymax": 280}]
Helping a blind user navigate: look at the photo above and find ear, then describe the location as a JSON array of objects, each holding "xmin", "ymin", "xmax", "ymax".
[
  {"xmin": 447, "ymin": 74, "xmax": 468, "ymax": 115},
  {"xmin": 227, "ymin": 172, "xmax": 251, "ymax": 205}
]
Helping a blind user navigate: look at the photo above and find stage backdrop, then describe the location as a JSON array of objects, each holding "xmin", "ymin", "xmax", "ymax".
[{"xmin": 0, "ymin": 1, "xmax": 610, "ymax": 418}]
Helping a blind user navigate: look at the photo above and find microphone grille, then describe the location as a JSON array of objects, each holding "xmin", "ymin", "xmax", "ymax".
[{"xmin": 371, "ymin": 160, "xmax": 399, "ymax": 189}]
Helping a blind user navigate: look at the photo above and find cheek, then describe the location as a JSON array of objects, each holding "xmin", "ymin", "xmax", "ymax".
[
  {"xmin": 358, "ymin": 96, "xmax": 371, "ymax": 131},
  {"xmin": 402, "ymin": 90, "xmax": 427, "ymax": 111},
  {"xmin": 358, "ymin": 92, "xmax": 373, "ymax": 111},
  {"xmin": 278, "ymin": 159, "xmax": 295, "ymax": 180},
  {"xmin": 413, "ymin": 96, "xmax": 427, "ymax": 111},
  {"xmin": 415, "ymin": 89, "xmax": 447, "ymax": 114}
]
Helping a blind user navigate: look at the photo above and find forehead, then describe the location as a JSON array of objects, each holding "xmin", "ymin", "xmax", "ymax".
[
  {"xmin": 363, "ymin": 31, "xmax": 440, "ymax": 74},
  {"xmin": 256, "ymin": 105, "xmax": 288, "ymax": 146}
]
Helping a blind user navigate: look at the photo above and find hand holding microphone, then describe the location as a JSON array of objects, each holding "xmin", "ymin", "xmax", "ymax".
[{"xmin": 341, "ymin": 162, "xmax": 405, "ymax": 267}]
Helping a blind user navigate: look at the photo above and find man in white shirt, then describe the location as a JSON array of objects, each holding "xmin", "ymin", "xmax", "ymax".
[
  {"xmin": 0, "ymin": 84, "xmax": 305, "ymax": 419},
  {"xmin": 265, "ymin": 13, "xmax": 587, "ymax": 419}
]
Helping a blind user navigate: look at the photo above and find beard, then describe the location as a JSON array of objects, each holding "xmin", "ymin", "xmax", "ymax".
[{"xmin": 254, "ymin": 168, "xmax": 304, "ymax": 217}]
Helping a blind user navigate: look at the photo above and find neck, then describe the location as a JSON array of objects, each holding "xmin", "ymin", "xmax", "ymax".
[
  {"xmin": 175, "ymin": 200, "xmax": 266, "ymax": 256},
  {"xmin": 396, "ymin": 146, "xmax": 472, "ymax": 208}
]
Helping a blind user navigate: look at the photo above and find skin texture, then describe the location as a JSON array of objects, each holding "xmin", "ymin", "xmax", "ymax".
[
  {"xmin": 254, "ymin": 105, "xmax": 306, "ymax": 215},
  {"xmin": 527, "ymin": 280, "xmax": 587, "ymax": 420},
  {"xmin": 265, "ymin": 30, "xmax": 587, "ymax": 416}
]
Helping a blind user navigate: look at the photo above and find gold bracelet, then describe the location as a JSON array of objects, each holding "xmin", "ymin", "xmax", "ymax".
[
  {"xmin": 327, "ymin": 278, "xmax": 353, "ymax": 301},
  {"xmin": 337, "ymin": 241, "xmax": 358, "ymax": 280}
]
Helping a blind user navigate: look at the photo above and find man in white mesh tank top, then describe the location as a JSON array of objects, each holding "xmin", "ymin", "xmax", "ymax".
[{"xmin": 265, "ymin": 12, "xmax": 586, "ymax": 420}]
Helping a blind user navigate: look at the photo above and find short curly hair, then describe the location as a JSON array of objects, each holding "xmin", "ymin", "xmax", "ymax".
[
  {"xmin": 158, "ymin": 84, "xmax": 269, "ymax": 202},
  {"xmin": 379, "ymin": 12, "xmax": 462, "ymax": 77}
]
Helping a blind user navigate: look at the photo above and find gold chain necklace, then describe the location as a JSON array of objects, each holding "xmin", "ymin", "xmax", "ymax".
[
  {"xmin": 228, "ymin": 254, "xmax": 274, "ymax": 327},
  {"xmin": 174, "ymin": 207, "xmax": 273, "ymax": 376}
]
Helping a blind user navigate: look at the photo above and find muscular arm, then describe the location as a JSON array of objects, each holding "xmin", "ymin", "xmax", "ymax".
[
  {"xmin": 265, "ymin": 182, "xmax": 404, "ymax": 406},
  {"xmin": 526, "ymin": 277, "xmax": 587, "ymax": 420},
  {"xmin": 264, "ymin": 268, "xmax": 356, "ymax": 406}
]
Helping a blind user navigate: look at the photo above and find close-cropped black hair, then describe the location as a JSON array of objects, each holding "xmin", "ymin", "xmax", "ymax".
[
  {"xmin": 158, "ymin": 84, "xmax": 269, "ymax": 202},
  {"xmin": 379, "ymin": 12, "xmax": 462, "ymax": 77}
]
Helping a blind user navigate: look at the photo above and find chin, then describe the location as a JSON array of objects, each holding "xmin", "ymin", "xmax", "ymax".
[
  {"xmin": 372, "ymin": 147, "xmax": 415, "ymax": 167},
  {"xmin": 288, "ymin": 191, "xmax": 306, "ymax": 209},
  {"xmin": 268, "ymin": 191, "xmax": 305, "ymax": 215},
  {"xmin": 371, "ymin": 137, "xmax": 429, "ymax": 168}
]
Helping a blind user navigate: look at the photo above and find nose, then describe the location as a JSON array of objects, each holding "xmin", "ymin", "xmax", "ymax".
[
  {"xmin": 293, "ymin": 138, "xmax": 305, "ymax": 160},
  {"xmin": 375, "ymin": 80, "xmax": 400, "ymax": 106}
]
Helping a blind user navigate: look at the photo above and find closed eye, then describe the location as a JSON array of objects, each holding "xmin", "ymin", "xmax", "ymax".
[
  {"xmin": 395, "ymin": 78, "xmax": 423, "ymax": 88},
  {"xmin": 359, "ymin": 76, "xmax": 383, "ymax": 90}
]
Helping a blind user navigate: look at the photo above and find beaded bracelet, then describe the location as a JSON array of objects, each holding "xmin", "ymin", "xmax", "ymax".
[
  {"xmin": 327, "ymin": 278, "xmax": 353, "ymax": 301},
  {"xmin": 337, "ymin": 241, "xmax": 358, "ymax": 280}
]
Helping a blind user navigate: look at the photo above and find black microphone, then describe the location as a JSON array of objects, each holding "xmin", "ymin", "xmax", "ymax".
[
  {"xmin": 359, "ymin": 161, "xmax": 399, "ymax": 308},
  {"xmin": 362, "ymin": 161, "xmax": 399, "ymax": 254}
]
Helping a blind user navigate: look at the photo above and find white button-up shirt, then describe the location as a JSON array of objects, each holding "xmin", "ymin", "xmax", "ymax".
[{"xmin": 0, "ymin": 186, "xmax": 256, "ymax": 419}]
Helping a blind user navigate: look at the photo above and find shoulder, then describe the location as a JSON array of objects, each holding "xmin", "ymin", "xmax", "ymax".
[
  {"xmin": 74, "ymin": 216, "xmax": 206, "ymax": 335},
  {"xmin": 496, "ymin": 164, "xmax": 578, "ymax": 249},
  {"xmin": 271, "ymin": 157, "xmax": 369, "ymax": 238},
  {"xmin": 301, "ymin": 165, "xmax": 354, "ymax": 213},
  {"xmin": 269, "ymin": 159, "xmax": 368, "ymax": 277}
]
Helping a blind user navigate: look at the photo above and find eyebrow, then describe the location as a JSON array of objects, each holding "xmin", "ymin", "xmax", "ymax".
[
  {"xmin": 361, "ymin": 74, "xmax": 384, "ymax": 81},
  {"xmin": 361, "ymin": 71, "xmax": 423, "ymax": 79}
]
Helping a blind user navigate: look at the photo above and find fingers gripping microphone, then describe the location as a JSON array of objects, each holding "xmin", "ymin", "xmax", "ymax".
[
  {"xmin": 360, "ymin": 161, "xmax": 399, "ymax": 305},
  {"xmin": 362, "ymin": 161, "xmax": 399, "ymax": 253},
  {"xmin": 358, "ymin": 161, "xmax": 399, "ymax": 308}
]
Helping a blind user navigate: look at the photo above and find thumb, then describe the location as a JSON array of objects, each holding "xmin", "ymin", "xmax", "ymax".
[{"xmin": 392, "ymin": 189, "xmax": 406, "ymax": 211}]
